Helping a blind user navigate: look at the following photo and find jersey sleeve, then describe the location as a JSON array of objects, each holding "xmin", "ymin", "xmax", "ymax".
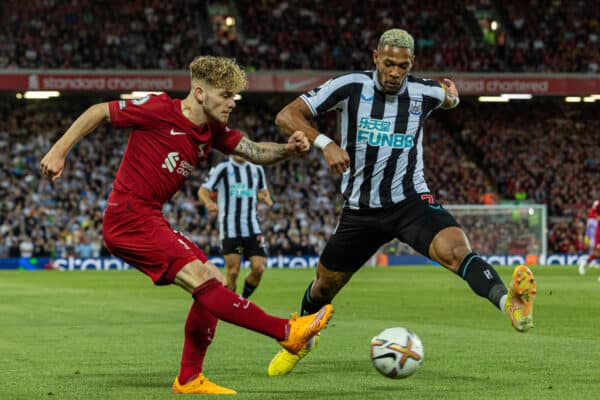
[
  {"xmin": 108, "ymin": 94, "xmax": 165, "ymax": 129},
  {"xmin": 430, "ymin": 82, "xmax": 447, "ymax": 109},
  {"xmin": 210, "ymin": 123, "xmax": 243, "ymax": 155},
  {"xmin": 299, "ymin": 74, "xmax": 358, "ymax": 116},
  {"xmin": 257, "ymin": 166, "xmax": 267, "ymax": 190},
  {"xmin": 202, "ymin": 163, "xmax": 227, "ymax": 191}
]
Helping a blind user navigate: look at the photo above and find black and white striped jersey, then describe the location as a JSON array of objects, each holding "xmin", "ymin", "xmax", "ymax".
[
  {"xmin": 202, "ymin": 159, "xmax": 267, "ymax": 239},
  {"xmin": 301, "ymin": 71, "xmax": 446, "ymax": 210}
]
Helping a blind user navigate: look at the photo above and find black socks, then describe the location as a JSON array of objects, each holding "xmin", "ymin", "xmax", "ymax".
[
  {"xmin": 242, "ymin": 279, "xmax": 257, "ymax": 299},
  {"xmin": 301, "ymin": 281, "xmax": 329, "ymax": 316},
  {"xmin": 458, "ymin": 253, "xmax": 507, "ymax": 309}
]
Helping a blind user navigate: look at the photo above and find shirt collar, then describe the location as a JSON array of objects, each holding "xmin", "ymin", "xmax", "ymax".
[
  {"xmin": 229, "ymin": 157, "xmax": 247, "ymax": 166},
  {"xmin": 372, "ymin": 70, "xmax": 407, "ymax": 95}
]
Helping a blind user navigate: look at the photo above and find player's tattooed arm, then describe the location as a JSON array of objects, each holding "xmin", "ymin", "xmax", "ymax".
[{"xmin": 233, "ymin": 133, "xmax": 310, "ymax": 165}]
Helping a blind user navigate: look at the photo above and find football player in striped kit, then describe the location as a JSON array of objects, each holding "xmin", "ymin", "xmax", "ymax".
[
  {"xmin": 267, "ymin": 28, "xmax": 537, "ymax": 377},
  {"xmin": 199, "ymin": 153, "xmax": 272, "ymax": 298}
]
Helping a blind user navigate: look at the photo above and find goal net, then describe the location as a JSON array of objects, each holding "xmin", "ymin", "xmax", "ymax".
[{"xmin": 378, "ymin": 204, "xmax": 547, "ymax": 260}]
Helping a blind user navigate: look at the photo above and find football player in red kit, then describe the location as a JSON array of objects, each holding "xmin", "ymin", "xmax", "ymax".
[
  {"xmin": 579, "ymin": 200, "xmax": 600, "ymax": 275},
  {"xmin": 40, "ymin": 56, "xmax": 333, "ymax": 394}
]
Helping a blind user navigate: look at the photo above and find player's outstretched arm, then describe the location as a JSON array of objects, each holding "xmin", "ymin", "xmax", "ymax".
[
  {"xmin": 232, "ymin": 133, "xmax": 309, "ymax": 165},
  {"xmin": 41, "ymin": 103, "xmax": 111, "ymax": 180},
  {"xmin": 276, "ymin": 98, "xmax": 349, "ymax": 174}
]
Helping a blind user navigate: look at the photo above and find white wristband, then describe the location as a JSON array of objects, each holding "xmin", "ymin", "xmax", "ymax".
[
  {"xmin": 314, "ymin": 134, "xmax": 333, "ymax": 150},
  {"xmin": 447, "ymin": 95, "xmax": 460, "ymax": 108}
]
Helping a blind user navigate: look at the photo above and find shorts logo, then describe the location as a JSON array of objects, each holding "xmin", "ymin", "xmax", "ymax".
[{"xmin": 420, "ymin": 193, "xmax": 441, "ymax": 209}]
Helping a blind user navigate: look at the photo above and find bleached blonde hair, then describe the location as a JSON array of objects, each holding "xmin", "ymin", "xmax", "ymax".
[
  {"xmin": 189, "ymin": 56, "xmax": 248, "ymax": 93},
  {"xmin": 378, "ymin": 29, "xmax": 415, "ymax": 53}
]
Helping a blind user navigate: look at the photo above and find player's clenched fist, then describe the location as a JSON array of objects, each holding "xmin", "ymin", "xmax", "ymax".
[
  {"xmin": 285, "ymin": 130, "xmax": 310, "ymax": 157},
  {"xmin": 40, "ymin": 149, "xmax": 66, "ymax": 181},
  {"xmin": 323, "ymin": 142, "xmax": 350, "ymax": 175}
]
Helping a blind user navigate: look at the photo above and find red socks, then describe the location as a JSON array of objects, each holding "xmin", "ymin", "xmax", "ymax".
[
  {"xmin": 178, "ymin": 301, "xmax": 217, "ymax": 384},
  {"xmin": 192, "ymin": 278, "xmax": 288, "ymax": 341}
]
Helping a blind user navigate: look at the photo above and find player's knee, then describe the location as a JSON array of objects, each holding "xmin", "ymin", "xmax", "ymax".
[
  {"xmin": 251, "ymin": 262, "xmax": 265, "ymax": 277},
  {"xmin": 227, "ymin": 268, "xmax": 240, "ymax": 281},
  {"xmin": 430, "ymin": 227, "xmax": 471, "ymax": 271}
]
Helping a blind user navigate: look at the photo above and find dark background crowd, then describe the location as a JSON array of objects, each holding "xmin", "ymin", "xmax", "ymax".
[
  {"xmin": 1, "ymin": 0, "xmax": 598, "ymax": 73},
  {"xmin": 0, "ymin": 0, "xmax": 598, "ymax": 259}
]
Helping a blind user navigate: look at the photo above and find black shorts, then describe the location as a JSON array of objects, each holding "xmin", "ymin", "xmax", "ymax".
[
  {"xmin": 320, "ymin": 193, "xmax": 460, "ymax": 272},
  {"xmin": 221, "ymin": 234, "xmax": 266, "ymax": 258}
]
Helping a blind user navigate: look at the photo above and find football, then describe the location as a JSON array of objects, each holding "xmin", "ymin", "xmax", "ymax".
[{"xmin": 370, "ymin": 327, "xmax": 424, "ymax": 379}]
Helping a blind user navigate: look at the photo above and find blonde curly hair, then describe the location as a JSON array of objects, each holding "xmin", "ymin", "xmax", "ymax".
[
  {"xmin": 378, "ymin": 29, "xmax": 414, "ymax": 53},
  {"xmin": 189, "ymin": 56, "xmax": 248, "ymax": 93}
]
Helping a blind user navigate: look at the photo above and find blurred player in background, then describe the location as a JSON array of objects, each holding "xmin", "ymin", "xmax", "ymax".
[
  {"xmin": 40, "ymin": 55, "xmax": 333, "ymax": 394},
  {"xmin": 268, "ymin": 28, "xmax": 536, "ymax": 376},
  {"xmin": 579, "ymin": 199, "xmax": 600, "ymax": 275},
  {"xmin": 199, "ymin": 153, "xmax": 272, "ymax": 298}
]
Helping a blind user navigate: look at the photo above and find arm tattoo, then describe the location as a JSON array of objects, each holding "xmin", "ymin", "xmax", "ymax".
[{"xmin": 233, "ymin": 137, "xmax": 289, "ymax": 165}]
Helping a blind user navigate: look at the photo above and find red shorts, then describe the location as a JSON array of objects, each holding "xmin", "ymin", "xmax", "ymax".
[{"xmin": 103, "ymin": 195, "xmax": 207, "ymax": 285}]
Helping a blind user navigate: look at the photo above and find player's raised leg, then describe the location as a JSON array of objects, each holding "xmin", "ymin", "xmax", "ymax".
[{"xmin": 429, "ymin": 227, "xmax": 536, "ymax": 331}]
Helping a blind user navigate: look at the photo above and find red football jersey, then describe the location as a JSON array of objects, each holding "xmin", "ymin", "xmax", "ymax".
[{"xmin": 108, "ymin": 94, "xmax": 242, "ymax": 205}]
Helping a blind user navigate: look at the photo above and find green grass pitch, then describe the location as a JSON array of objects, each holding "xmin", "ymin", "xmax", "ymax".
[{"xmin": 1, "ymin": 266, "xmax": 599, "ymax": 400}]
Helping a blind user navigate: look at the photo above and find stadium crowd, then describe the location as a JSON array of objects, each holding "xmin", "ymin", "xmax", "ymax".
[
  {"xmin": 1, "ymin": 1, "xmax": 598, "ymax": 260},
  {"xmin": 3, "ymin": 94, "xmax": 596, "ymax": 259},
  {"xmin": 499, "ymin": 0, "xmax": 599, "ymax": 73},
  {"xmin": 1, "ymin": 0, "xmax": 597, "ymax": 73},
  {"xmin": 449, "ymin": 101, "xmax": 599, "ymax": 254},
  {"xmin": 0, "ymin": 0, "xmax": 206, "ymax": 69}
]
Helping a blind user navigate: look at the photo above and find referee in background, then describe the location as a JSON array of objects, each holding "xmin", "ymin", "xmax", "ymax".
[{"xmin": 199, "ymin": 153, "xmax": 272, "ymax": 298}]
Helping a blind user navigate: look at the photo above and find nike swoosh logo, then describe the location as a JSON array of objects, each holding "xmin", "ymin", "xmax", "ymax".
[
  {"xmin": 170, "ymin": 128, "xmax": 187, "ymax": 136},
  {"xmin": 283, "ymin": 78, "xmax": 321, "ymax": 91}
]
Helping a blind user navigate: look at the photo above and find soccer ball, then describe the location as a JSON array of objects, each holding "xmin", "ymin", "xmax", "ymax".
[{"xmin": 370, "ymin": 327, "xmax": 424, "ymax": 379}]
